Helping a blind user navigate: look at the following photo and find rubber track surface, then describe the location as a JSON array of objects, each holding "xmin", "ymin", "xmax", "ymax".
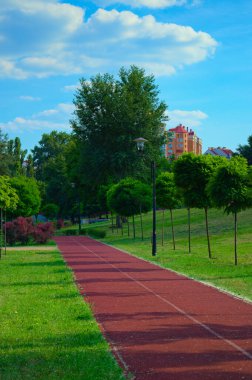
[{"xmin": 54, "ymin": 236, "xmax": 252, "ymax": 380}]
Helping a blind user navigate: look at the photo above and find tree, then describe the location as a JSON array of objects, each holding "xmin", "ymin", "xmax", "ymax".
[
  {"xmin": 175, "ymin": 153, "xmax": 226, "ymax": 258},
  {"xmin": 0, "ymin": 129, "xmax": 12, "ymax": 176},
  {"xmin": 32, "ymin": 131, "xmax": 76, "ymax": 217},
  {"xmin": 107, "ymin": 178, "xmax": 151, "ymax": 239},
  {"xmin": 0, "ymin": 176, "xmax": 19, "ymax": 257},
  {"xmin": 71, "ymin": 66, "xmax": 168, "ymax": 199},
  {"xmin": 207, "ymin": 156, "xmax": 249, "ymax": 265},
  {"xmin": 156, "ymin": 172, "xmax": 182, "ymax": 250},
  {"xmin": 7, "ymin": 137, "xmax": 27, "ymax": 176},
  {"xmin": 236, "ymin": 135, "xmax": 252, "ymax": 165},
  {"xmin": 173, "ymin": 154, "xmax": 196, "ymax": 253},
  {"xmin": 0, "ymin": 176, "xmax": 19, "ymax": 212},
  {"xmin": 41, "ymin": 203, "xmax": 59, "ymax": 219},
  {"xmin": 10, "ymin": 176, "xmax": 41, "ymax": 217}
]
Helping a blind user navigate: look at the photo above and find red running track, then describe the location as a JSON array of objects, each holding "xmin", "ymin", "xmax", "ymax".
[{"xmin": 54, "ymin": 236, "xmax": 252, "ymax": 380}]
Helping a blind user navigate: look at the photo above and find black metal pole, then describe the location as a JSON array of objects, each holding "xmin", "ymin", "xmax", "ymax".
[
  {"xmin": 78, "ymin": 195, "xmax": 81, "ymax": 234},
  {"xmin": 152, "ymin": 161, "xmax": 157, "ymax": 256}
]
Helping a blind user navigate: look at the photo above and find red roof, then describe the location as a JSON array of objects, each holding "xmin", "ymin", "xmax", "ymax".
[{"xmin": 169, "ymin": 124, "xmax": 187, "ymax": 133}]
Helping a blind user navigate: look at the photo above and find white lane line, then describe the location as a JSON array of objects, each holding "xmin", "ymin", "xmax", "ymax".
[{"xmin": 68, "ymin": 237, "xmax": 252, "ymax": 360}]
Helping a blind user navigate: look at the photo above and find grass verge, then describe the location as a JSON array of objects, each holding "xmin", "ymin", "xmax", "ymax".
[
  {"xmin": 0, "ymin": 249, "xmax": 126, "ymax": 380},
  {"xmin": 98, "ymin": 208, "xmax": 252, "ymax": 302}
]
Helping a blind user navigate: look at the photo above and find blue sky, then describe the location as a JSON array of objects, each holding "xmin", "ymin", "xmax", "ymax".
[{"xmin": 0, "ymin": 0, "xmax": 251, "ymax": 153}]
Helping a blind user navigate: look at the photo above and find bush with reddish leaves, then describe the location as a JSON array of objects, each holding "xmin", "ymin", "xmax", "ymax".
[
  {"xmin": 5, "ymin": 221, "xmax": 17, "ymax": 245},
  {"xmin": 5, "ymin": 217, "xmax": 54, "ymax": 245},
  {"xmin": 33, "ymin": 222, "xmax": 55, "ymax": 244},
  {"xmin": 5, "ymin": 217, "xmax": 34, "ymax": 245}
]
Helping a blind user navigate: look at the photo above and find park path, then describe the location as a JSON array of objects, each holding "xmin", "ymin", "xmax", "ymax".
[{"xmin": 54, "ymin": 236, "xmax": 252, "ymax": 380}]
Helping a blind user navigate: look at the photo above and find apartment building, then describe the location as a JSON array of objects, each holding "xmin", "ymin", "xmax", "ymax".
[
  {"xmin": 204, "ymin": 147, "xmax": 233, "ymax": 159},
  {"xmin": 165, "ymin": 124, "xmax": 202, "ymax": 159}
]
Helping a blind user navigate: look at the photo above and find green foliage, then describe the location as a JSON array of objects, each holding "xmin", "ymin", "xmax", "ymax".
[
  {"xmin": 7, "ymin": 137, "xmax": 27, "ymax": 176},
  {"xmin": 87, "ymin": 229, "xmax": 106, "ymax": 238},
  {"xmin": 41, "ymin": 203, "xmax": 59, "ymax": 219},
  {"xmin": 97, "ymin": 185, "xmax": 110, "ymax": 214},
  {"xmin": 10, "ymin": 176, "xmax": 41, "ymax": 217},
  {"xmin": 207, "ymin": 156, "xmax": 249, "ymax": 214},
  {"xmin": 236, "ymin": 135, "xmax": 252, "ymax": 165},
  {"xmin": 71, "ymin": 66, "xmax": 168, "ymax": 195},
  {"xmin": 64, "ymin": 229, "xmax": 79, "ymax": 236},
  {"xmin": 32, "ymin": 131, "xmax": 77, "ymax": 217},
  {"xmin": 173, "ymin": 153, "xmax": 227, "ymax": 208},
  {"xmin": 0, "ymin": 175, "xmax": 19, "ymax": 211},
  {"xmin": 0, "ymin": 129, "xmax": 13, "ymax": 176},
  {"xmin": 247, "ymin": 166, "xmax": 252, "ymax": 205},
  {"xmin": 107, "ymin": 177, "xmax": 152, "ymax": 217},
  {"xmin": 156, "ymin": 172, "xmax": 182, "ymax": 209}
]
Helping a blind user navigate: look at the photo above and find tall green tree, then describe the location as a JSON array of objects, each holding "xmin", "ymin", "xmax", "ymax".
[
  {"xmin": 0, "ymin": 129, "xmax": 12, "ymax": 176},
  {"xmin": 71, "ymin": 66, "xmax": 168, "ymax": 200},
  {"xmin": 0, "ymin": 176, "xmax": 19, "ymax": 256},
  {"xmin": 10, "ymin": 176, "xmax": 41, "ymax": 217},
  {"xmin": 236, "ymin": 135, "xmax": 252, "ymax": 165},
  {"xmin": 107, "ymin": 177, "xmax": 151, "ymax": 239},
  {"xmin": 32, "ymin": 131, "xmax": 76, "ymax": 216},
  {"xmin": 174, "ymin": 154, "xmax": 227, "ymax": 257},
  {"xmin": 156, "ymin": 172, "xmax": 182, "ymax": 250},
  {"xmin": 173, "ymin": 154, "xmax": 196, "ymax": 253},
  {"xmin": 0, "ymin": 176, "xmax": 19, "ymax": 212},
  {"xmin": 7, "ymin": 137, "xmax": 27, "ymax": 176},
  {"xmin": 207, "ymin": 156, "xmax": 249, "ymax": 265}
]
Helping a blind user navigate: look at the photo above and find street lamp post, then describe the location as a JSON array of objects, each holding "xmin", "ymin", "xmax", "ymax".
[
  {"xmin": 134, "ymin": 137, "xmax": 157, "ymax": 256},
  {"xmin": 71, "ymin": 182, "xmax": 81, "ymax": 234}
]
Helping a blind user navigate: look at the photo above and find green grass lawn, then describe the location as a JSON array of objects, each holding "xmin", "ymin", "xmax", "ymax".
[
  {"xmin": 0, "ymin": 249, "xmax": 126, "ymax": 380},
  {"xmin": 94, "ymin": 207, "xmax": 252, "ymax": 302}
]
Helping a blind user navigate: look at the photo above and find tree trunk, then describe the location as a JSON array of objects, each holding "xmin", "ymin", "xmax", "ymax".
[
  {"xmin": 132, "ymin": 215, "xmax": 136, "ymax": 239},
  {"xmin": 121, "ymin": 220, "xmax": 124, "ymax": 236},
  {"xmin": 127, "ymin": 219, "xmax": 130, "ymax": 237},
  {"xmin": 111, "ymin": 213, "xmax": 114, "ymax": 233},
  {"xmin": 234, "ymin": 212, "xmax": 238, "ymax": 266},
  {"xmin": 204, "ymin": 207, "xmax": 211, "ymax": 259},
  {"xmin": 140, "ymin": 205, "xmax": 144, "ymax": 241},
  {"xmin": 116, "ymin": 215, "xmax": 122, "ymax": 233},
  {"xmin": 170, "ymin": 209, "xmax": 176, "ymax": 250},
  {"xmin": 188, "ymin": 208, "xmax": 191, "ymax": 253},
  {"xmin": 161, "ymin": 209, "xmax": 164, "ymax": 246}
]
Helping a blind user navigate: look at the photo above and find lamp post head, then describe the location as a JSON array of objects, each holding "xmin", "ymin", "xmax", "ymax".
[{"xmin": 134, "ymin": 137, "xmax": 148, "ymax": 152}]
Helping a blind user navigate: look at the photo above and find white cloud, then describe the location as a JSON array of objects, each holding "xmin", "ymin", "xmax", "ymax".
[
  {"xmin": 168, "ymin": 109, "xmax": 208, "ymax": 128},
  {"xmin": 63, "ymin": 84, "xmax": 80, "ymax": 92},
  {"xmin": 0, "ymin": 117, "xmax": 69, "ymax": 132},
  {"xmin": 94, "ymin": 0, "xmax": 187, "ymax": 9},
  {"xmin": 20, "ymin": 95, "xmax": 41, "ymax": 101},
  {"xmin": 0, "ymin": 2, "xmax": 217, "ymax": 79},
  {"xmin": 0, "ymin": 102, "xmax": 74, "ymax": 132}
]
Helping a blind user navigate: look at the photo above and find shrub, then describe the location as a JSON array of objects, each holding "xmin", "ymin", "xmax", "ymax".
[
  {"xmin": 5, "ymin": 221, "xmax": 17, "ymax": 245},
  {"xmin": 79, "ymin": 229, "xmax": 87, "ymax": 235},
  {"xmin": 5, "ymin": 218, "xmax": 54, "ymax": 245},
  {"xmin": 5, "ymin": 217, "xmax": 34, "ymax": 245},
  {"xmin": 87, "ymin": 229, "xmax": 106, "ymax": 238},
  {"xmin": 33, "ymin": 222, "xmax": 55, "ymax": 244},
  {"xmin": 64, "ymin": 229, "xmax": 78, "ymax": 236}
]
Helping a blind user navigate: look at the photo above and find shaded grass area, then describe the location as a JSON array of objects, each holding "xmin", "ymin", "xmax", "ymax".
[
  {"xmin": 99, "ymin": 208, "xmax": 252, "ymax": 302},
  {"xmin": 0, "ymin": 249, "xmax": 125, "ymax": 380}
]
